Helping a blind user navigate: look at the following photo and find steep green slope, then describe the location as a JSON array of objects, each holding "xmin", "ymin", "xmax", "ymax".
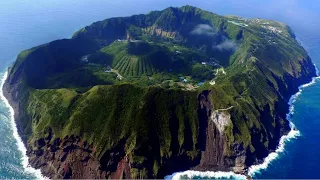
[
  {"xmin": 26, "ymin": 85, "xmax": 200, "ymax": 178},
  {"xmin": 3, "ymin": 5, "xmax": 316, "ymax": 179}
]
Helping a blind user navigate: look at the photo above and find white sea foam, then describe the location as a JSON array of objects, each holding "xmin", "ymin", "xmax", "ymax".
[
  {"xmin": 247, "ymin": 122, "xmax": 300, "ymax": 176},
  {"xmin": 165, "ymin": 170, "xmax": 246, "ymax": 180},
  {"xmin": 0, "ymin": 71, "xmax": 46, "ymax": 179},
  {"xmin": 169, "ymin": 65, "xmax": 320, "ymax": 179}
]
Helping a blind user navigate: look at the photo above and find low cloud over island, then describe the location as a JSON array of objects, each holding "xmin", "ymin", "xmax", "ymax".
[
  {"xmin": 191, "ymin": 24, "xmax": 216, "ymax": 36},
  {"xmin": 191, "ymin": 24, "xmax": 238, "ymax": 52},
  {"xmin": 214, "ymin": 39, "xmax": 237, "ymax": 52}
]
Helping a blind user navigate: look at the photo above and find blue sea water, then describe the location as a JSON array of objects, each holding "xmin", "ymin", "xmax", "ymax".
[{"xmin": 0, "ymin": 0, "xmax": 319, "ymax": 179}]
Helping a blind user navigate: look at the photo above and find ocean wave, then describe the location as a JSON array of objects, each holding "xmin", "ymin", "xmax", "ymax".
[
  {"xmin": 165, "ymin": 170, "xmax": 246, "ymax": 180},
  {"xmin": 0, "ymin": 71, "xmax": 46, "ymax": 179},
  {"xmin": 169, "ymin": 65, "xmax": 320, "ymax": 179},
  {"xmin": 247, "ymin": 123, "xmax": 300, "ymax": 176}
]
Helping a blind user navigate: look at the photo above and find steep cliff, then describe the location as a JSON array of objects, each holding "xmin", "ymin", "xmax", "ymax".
[{"xmin": 3, "ymin": 5, "xmax": 316, "ymax": 179}]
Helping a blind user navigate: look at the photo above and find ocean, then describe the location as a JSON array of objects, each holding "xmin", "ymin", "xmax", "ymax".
[{"xmin": 0, "ymin": 0, "xmax": 319, "ymax": 179}]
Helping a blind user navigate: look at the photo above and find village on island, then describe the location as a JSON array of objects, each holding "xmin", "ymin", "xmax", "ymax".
[{"xmin": 79, "ymin": 30, "xmax": 232, "ymax": 90}]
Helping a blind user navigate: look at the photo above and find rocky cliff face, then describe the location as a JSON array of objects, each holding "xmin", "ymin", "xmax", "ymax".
[
  {"xmin": 27, "ymin": 133, "xmax": 132, "ymax": 179},
  {"xmin": 194, "ymin": 90, "xmax": 235, "ymax": 172}
]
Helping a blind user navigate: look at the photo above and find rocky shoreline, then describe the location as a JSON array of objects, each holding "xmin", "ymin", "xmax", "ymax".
[{"xmin": 2, "ymin": 80, "xmax": 25, "ymax": 143}]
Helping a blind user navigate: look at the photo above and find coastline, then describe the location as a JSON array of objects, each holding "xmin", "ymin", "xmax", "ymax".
[
  {"xmin": 0, "ymin": 71, "xmax": 45, "ymax": 179},
  {"xmin": 167, "ymin": 64, "xmax": 320, "ymax": 179},
  {"xmin": 248, "ymin": 67, "xmax": 320, "ymax": 176}
]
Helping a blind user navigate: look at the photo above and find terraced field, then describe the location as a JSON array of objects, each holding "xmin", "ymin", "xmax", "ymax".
[
  {"xmin": 98, "ymin": 42, "xmax": 172, "ymax": 77},
  {"xmin": 112, "ymin": 55, "xmax": 158, "ymax": 77}
]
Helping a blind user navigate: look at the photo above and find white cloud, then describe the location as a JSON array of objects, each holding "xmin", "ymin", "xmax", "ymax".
[
  {"xmin": 214, "ymin": 39, "xmax": 237, "ymax": 51},
  {"xmin": 191, "ymin": 24, "xmax": 216, "ymax": 36}
]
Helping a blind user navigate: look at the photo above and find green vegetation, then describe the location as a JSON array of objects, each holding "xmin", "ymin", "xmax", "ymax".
[{"xmin": 6, "ymin": 5, "xmax": 316, "ymax": 178}]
